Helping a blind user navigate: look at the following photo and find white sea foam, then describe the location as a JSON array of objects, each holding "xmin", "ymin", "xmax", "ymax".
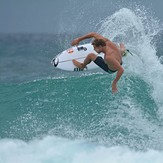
[{"xmin": 0, "ymin": 136, "xmax": 163, "ymax": 163}]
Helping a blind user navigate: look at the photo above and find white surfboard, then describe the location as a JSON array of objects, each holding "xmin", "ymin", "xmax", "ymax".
[
  {"xmin": 51, "ymin": 43, "xmax": 132, "ymax": 72},
  {"xmin": 51, "ymin": 43, "xmax": 104, "ymax": 71}
]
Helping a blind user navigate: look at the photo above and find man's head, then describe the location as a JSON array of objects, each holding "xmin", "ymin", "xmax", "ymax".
[{"xmin": 92, "ymin": 39, "xmax": 106, "ymax": 53}]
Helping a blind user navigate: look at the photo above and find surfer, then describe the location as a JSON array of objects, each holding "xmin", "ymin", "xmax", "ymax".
[{"xmin": 71, "ymin": 32, "xmax": 125, "ymax": 93}]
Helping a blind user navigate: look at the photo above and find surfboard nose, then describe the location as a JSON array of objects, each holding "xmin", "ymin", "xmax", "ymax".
[{"xmin": 51, "ymin": 56, "xmax": 59, "ymax": 67}]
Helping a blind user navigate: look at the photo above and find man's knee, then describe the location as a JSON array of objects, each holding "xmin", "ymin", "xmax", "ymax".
[{"xmin": 87, "ymin": 53, "xmax": 97, "ymax": 61}]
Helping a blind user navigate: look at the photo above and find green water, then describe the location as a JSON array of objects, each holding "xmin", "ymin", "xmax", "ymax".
[{"xmin": 1, "ymin": 73, "xmax": 162, "ymax": 150}]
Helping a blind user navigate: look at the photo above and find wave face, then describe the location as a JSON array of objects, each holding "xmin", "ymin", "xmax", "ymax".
[{"xmin": 0, "ymin": 6, "xmax": 163, "ymax": 163}]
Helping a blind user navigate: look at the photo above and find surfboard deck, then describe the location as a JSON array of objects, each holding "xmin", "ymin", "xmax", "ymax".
[
  {"xmin": 51, "ymin": 43, "xmax": 104, "ymax": 71},
  {"xmin": 51, "ymin": 43, "xmax": 132, "ymax": 72}
]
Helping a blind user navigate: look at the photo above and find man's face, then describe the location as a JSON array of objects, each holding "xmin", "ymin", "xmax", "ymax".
[{"xmin": 93, "ymin": 45, "xmax": 102, "ymax": 53}]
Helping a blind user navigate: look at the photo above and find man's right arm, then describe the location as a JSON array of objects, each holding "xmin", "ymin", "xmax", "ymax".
[{"xmin": 71, "ymin": 32, "xmax": 108, "ymax": 46}]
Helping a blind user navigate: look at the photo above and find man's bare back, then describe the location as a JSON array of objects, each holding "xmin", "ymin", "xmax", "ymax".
[{"xmin": 103, "ymin": 42, "xmax": 122, "ymax": 71}]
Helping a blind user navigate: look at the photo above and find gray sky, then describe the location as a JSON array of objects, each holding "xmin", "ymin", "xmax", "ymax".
[{"xmin": 0, "ymin": 0, "xmax": 163, "ymax": 34}]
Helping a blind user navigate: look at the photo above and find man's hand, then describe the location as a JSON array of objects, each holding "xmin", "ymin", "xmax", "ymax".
[
  {"xmin": 71, "ymin": 38, "xmax": 80, "ymax": 46},
  {"xmin": 112, "ymin": 80, "xmax": 118, "ymax": 93}
]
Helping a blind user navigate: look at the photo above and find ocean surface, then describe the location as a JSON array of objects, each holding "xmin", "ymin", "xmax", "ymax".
[{"xmin": 1, "ymin": 7, "xmax": 163, "ymax": 163}]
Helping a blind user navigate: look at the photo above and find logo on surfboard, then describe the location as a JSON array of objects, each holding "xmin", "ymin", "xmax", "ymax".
[{"xmin": 67, "ymin": 48, "xmax": 74, "ymax": 54}]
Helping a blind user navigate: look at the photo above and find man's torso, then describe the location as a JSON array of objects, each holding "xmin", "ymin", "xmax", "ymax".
[{"xmin": 103, "ymin": 41, "xmax": 122, "ymax": 70}]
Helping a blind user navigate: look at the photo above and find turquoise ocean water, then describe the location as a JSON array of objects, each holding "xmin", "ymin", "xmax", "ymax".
[{"xmin": 1, "ymin": 8, "xmax": 163, "ymax": 163}]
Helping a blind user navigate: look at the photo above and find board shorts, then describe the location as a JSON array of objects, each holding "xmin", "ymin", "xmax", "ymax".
[{"xmin": 94, "ymin": 56, "xmax": 122, "ymax": 74}]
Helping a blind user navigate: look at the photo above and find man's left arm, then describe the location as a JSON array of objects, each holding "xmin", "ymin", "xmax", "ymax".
[{"xmin": 108, "ymin": 58, "xmax": 124, "ymax": 93}]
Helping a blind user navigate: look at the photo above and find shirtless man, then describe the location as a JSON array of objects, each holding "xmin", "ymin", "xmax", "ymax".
[{"xmin": 71, "ymin": 32, "xmax": 126, "ymax": 93}]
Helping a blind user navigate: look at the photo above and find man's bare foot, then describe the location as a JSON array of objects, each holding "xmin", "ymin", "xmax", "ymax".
[
  {"xmin": 120, "ymin": 43, "xmax": 127, "ymax": 56},
  {"xmin": 72, "ymin": 59, "xmax": 85, "ymax": 69}
]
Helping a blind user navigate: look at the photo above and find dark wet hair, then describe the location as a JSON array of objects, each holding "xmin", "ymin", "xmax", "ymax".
[{"xmin": 92, "ymin": 39, "xmax": 106, "ymax": 47}]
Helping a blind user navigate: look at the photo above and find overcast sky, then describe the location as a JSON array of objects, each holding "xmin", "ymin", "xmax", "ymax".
[{"xmin": 0, "ymin": 0, "xmax": 163, "ymax": 34}]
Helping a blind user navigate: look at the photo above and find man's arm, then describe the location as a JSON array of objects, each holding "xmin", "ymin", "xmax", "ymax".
[
  {"xmin": 71, "ymin": 32, "xmax": 108, "ymax": 46},
  {"xmin": 107, "ymin": 57, "xmax": 124, "ymax": 93},
  {"xmin": 112, "ymin": 67, "xmax": 124, "ymax": 91}
]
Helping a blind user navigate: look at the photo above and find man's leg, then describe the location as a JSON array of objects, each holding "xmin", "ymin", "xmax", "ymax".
[{"xmin": 72, "ymin": 53, "xmax": 97, "ymax": 69}]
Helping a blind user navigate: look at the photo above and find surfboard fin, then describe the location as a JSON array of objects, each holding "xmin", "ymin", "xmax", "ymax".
[{"xmin": 126, "ymin": 49, "xmax": 134, "ymax": 56}]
